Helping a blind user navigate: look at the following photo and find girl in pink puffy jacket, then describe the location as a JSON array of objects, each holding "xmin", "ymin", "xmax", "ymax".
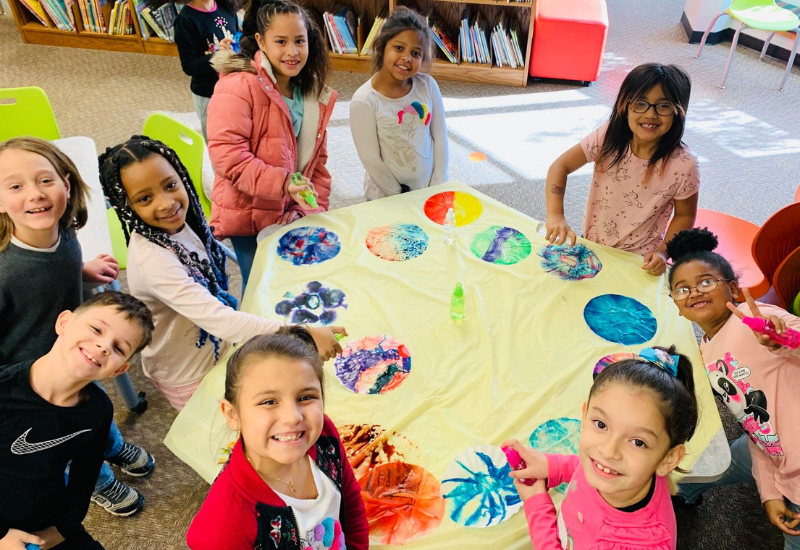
[{"xmin": 207, "ymin": 0, "xmax": 336, "ymax": 289}]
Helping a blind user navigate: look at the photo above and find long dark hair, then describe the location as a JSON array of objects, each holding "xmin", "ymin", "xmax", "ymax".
[
  {"xmin": 665, "ymin": 227, "xmax": 739, "ymax": 289},
  {"xmin": 372, "ymin": 6, "xmax": 433, "ymax": 74},
  {"xmin": 176, "ymin": 0, "xmax": 240, "ymax": 17},
  {"xmin": 98, "ymin": 136, "xmax": 237, "ymax": 360},
  {"xmin": 597, "ymin": 63, "xmax": 692, "ymax": 184},
  {"xmin": 239, "ymin": 0, "xmax": 330, "ymax": 97}
]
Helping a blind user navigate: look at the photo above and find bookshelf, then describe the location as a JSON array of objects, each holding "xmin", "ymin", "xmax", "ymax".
[{"xmin": 8, "ymin": 0, "xmax": 535, "ymax": 86}]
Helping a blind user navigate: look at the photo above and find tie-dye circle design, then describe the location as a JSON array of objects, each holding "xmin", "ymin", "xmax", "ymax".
[
  {"xmin": 340, "ymin": 424, "xmax": 419, "ymax": 482},
  {"xmin": 539, "ymin": 243, "xmax": 602, "ymax": 281},
  {"xmin": 334, "ymin": 335, "xmax": 411, "ymax": 394},
  {"xmin": 277, "ymin": 227, "xmax": 341, "ymax": 266},
  {"xmin": 593, "ymin": 352, "xmax": 639, "ymax": 377},
  {"xmin": 470, "ymin": 226, "xmax": 531, "ymax": 265},
  {"xmin": 274, "ymin": 281, "xmax": 346, "ymax": 325},
  {"xmin": 360, "ymin": 461, "xmax": 444, "ymax": 545},
  {"xmin": 442, "ymin": 445, "xmax": 522, "ymax": 528},
  {"xmin": 424, "ymin": 191, "xmax": 483, "ymax": 226},
  {"xmin": 366, "ymin": 223, "xmax": 429, "ymax": 261},
  {"xmin": 529, "ymin": 418, "xmax": 582, "ymax": 496},
  {"xmin": 584, "ymin": 294, "xmax": 658, "ymax": 345}
]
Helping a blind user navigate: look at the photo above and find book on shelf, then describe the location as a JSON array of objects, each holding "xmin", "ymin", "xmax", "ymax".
[
  {"xmin": 18, "ymin": 0, "xmax": 50, "ymax": 26},
  {"xmin": 323, "ymin": 5, "xmax": 359, "ymax": 55},
  {"xmin": 492, "ymin": 12, "xmax": 523, "ymax": 69},
  {"xmin": 108, "ymin": 0, "xmax": 133, "ymax": 35},
  {"xmin": 428, "ymin": 14, "xmax": 457, "ymax": 64},
  {"xmin": 132, "ymin": 0, "xmax": 176, "ymax": 40},
  {"xmin": 360, "ymin": 5, "xmax": 386, "ymax": 56},
  {"xmin": 459, "ymin": 9, "xmax": 491, "ymax": 65}
]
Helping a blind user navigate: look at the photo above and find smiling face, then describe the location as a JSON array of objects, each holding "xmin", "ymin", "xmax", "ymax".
[
  {"xmin": 627, "ymin": 84, "xmax": 674, "ymax": 152},
  {"xmin": 223, "ymin": 356, "xmax": 324, "ymax": 471},
  {"xmin": 0, "ymin": 148, "xmax": 70, "ymax": 247},
  {"xmin": 670, "ymin": 259, "xmax": 738, "ymax": 330},
  {"xmin": 381, "ymin": 29, "xmax": 424, "ymax": 83},
  {"xmin": 54, "ymin": 305, "xmax": 141, "ymax": 382},
  {"xmin": 120, "ymin": 154, "xmax": 189, "ymax": 235},
  {"xmin": 256, "ymin": 13, "xmax": 309, "ymax": 87},
  {"xmin": 579, "ymin": 383, "xmax": 684, "ymax": 508}
]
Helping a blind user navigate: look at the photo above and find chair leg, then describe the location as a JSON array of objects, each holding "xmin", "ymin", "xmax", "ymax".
[
  {"xmin": 779, "ymin": 28, "xmax": 800, "ymax": 91},
  {"xmin": 114, "ymin": 372, "xmax": 149, "ymax": 413},
  {"xmin": 761, "ymin": 31, "xmax": 776, "ymax": 60},
  {"xmin": 720, "ymin": 22, "xmax": 745, "ymax": 89},
  {"xmin": 221, "ymin": 242, "xmax": 239, "ymax": 265},
  {"xmin": 697, "ymin": 12, "xmax": 727, "ymax": 58}
]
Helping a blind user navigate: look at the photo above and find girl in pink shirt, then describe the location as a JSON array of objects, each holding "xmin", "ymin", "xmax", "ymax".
[
  {"xmin": 666, "ymin": 228, "xmax": 800, "ymax": 549},
  {"xmin": 545, "ymin": 63, "xmax": 700, "ymax": 276},
  {"xmin": 504, "ymin": 346, "xmax": 699, "ymax": 550}
]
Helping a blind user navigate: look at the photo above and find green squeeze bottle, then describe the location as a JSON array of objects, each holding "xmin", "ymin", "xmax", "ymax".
[
  {"xmin": 291, "ymin": 172, "xmax": 318, "ymax": 208},
  {"xmin": 450, "ymin": 282, "xmax": 465, "ymax": 320}
]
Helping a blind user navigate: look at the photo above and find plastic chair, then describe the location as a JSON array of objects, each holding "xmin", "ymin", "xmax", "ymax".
[
  {"xmin": 795, "ymin": 182, "xmax": 800, "ymax": 203},
  {"xmin": 696, "ymin": 0, "xmax": 800, "ymax": 90},
  {"xmin": 0, "ymin": 87, "xmax": 60, "ymax": 141},
  {"xmin": 751, "ymin": 202, "xmax": 800, "ymax": 287},
  {"xmin": 695, "ymin": 209, "xmax": 769, "ymax": 300},
  {"xmin": 142, "ymin": 113, "xmax": 211, "ymax": 219},
  {"xmin": 773, "ymin": 245, "xmax": 800, "ymax": 310},
  {"xmin": 106, "ymin": 207, "xmax": 128, "ymax": 270}
]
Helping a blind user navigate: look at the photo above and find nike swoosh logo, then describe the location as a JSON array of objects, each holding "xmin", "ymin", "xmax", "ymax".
[{"xmin": 11, "ymin": 428, "xmax": 92, "ymax": 455}]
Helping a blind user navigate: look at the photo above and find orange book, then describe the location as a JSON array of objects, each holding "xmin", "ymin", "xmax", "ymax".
[{"xmin": 18, "ymin": 0, "xmax": 50, "ymax": 26}]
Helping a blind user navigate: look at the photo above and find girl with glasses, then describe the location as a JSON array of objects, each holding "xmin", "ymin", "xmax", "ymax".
[
  {"xmin": 666, "ymin": 228, "xmax": 800, "ymax": 550},
  {"xmin": 544, "ymin": 63, "xmax": 699, "ymax": 276}
]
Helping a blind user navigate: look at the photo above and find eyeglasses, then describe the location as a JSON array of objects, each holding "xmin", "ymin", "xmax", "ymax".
[
  {"xmin": 670, "ymin": 278, "xmax": 730, "ymax": 301},
  {"xmin": 629, "ymin": 99, "xmax": 676, "ymax": 117}
]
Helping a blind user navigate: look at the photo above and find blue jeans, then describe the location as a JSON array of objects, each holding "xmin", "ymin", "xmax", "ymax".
[
  {"xmin": 95, "ymin": 420, "xmax": 124, "ymax": 492},
  {"xmin": 229, "ymin": 235, "xmax": 258, "ymax": 295},
  {"xmin": 679, "ymin": 435, "xmax": 800, "ymax": 550}
]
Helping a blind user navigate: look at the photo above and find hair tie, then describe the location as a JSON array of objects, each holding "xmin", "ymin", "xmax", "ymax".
[{"xmin": 638, "ymin": 348, "xmax": 679, "ymax": 377}]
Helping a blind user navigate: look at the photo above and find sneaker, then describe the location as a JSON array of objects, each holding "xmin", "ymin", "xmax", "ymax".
[
  {"xmin": 91, "ymin": 480, "xmax": 144, "ymax": 517},
  {"xmin": 671, "ymin": 493, "xmax": 703, "ymax": 509},
  {"xmin": 107, "ymin": 442, "xmax": 155, "ymax": 477}
]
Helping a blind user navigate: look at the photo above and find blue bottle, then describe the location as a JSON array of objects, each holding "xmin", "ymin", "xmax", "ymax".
[{"xmin": 231, "ymin": 31, "xmax": 242, "ymax": 53}]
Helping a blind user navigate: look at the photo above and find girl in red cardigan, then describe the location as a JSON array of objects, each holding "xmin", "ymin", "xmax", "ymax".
[{"xmin": 187, "ymin": 327, "xmax": 368, "ymax": 550}]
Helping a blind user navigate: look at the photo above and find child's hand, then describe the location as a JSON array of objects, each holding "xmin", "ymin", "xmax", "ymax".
[
  {"xmin": 501, "ymin": 439, "xmax": 549, "ymax": 481},
  {"xmin": 307, "ymin": 326, "xmax": 346, "ymax": 361},
  {"xmin": 284, "ymin": 173, "xmax": 318, "ymax": 211},
  {"xmin": 642, "ymin": 250, "xmax": 667, "ymax": 276},
  {"xmin": 764, "ymin": 499, "xmax": 800, "ymax": 536},
  {"xmin": 82, "ymin": 254, "xmax": 120, "ymax": 284},
  {"xmin": 544, "ymin": 216, "xmax": 576, "ymax": 247},
  {"xmin": 218, "ymin": 37, "xmax": 234, "ymax": 50},
  {"xmin": 0, "ymin": 528, "xmax": 44, "ymax": 549},
  {"xmin": 513, "ymin": 477, "xmax": 547, "ymax": 502},
  {"xmin": 277, "ymin": 211, "xmax": 301, "ymax": 226},
  {"xmin": 727, "ymin": 288, "xmax": 785, "ymax": 350}
]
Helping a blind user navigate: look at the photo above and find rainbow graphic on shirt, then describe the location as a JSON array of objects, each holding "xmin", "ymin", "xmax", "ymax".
[{"xmin": 398, "ymin": 102, "xmax": 431, "ymax": 125}]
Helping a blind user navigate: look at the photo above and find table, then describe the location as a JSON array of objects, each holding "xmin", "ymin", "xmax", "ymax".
[{"xmin": 166, "ymin": 182, "xmax": 727, "ymax": 549}]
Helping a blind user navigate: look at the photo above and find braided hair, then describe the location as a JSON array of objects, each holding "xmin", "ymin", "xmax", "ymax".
[{"xmin": 99, "ymin": 136, "xmax": 237, "ymax": 360}]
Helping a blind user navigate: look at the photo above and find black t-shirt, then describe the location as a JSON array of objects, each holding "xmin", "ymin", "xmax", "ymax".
[
  {"xmin": 174, "ymin": 3, "xmax": 239, "ymax": 98},
  {"xmin": 0, "ymin": 361, "xmax": 113, "ymax": 539}
]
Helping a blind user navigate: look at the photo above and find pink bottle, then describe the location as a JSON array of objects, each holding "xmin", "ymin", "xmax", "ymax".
[
  {"xmin": 501, "ymin": 446, "xmax": 535, "ymax": 486},
  {"xmin": 742, "ymin": 316, "xmax": 800, "ymax": 349}
]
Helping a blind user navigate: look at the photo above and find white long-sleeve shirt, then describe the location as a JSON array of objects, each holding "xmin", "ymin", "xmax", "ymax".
[
  {"xmin": 349, "ymin": 73, "xmax": 448, "ymax": 200},
  {"xmin": 127, "ymin": 226, "xmax": 281, "ymax": 387}
]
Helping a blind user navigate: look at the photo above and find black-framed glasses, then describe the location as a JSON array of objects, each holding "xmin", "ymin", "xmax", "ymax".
[
  {"xmin": 670, "ymin": 278, "xmax": 731, "ymax": 301},
  {"xmin": 629, "ymin": 99, "xmax": 676, "ymax": 116}
]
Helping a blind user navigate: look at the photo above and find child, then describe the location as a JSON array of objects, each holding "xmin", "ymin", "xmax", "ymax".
[
  {"xmin": 173, "ymin": 0, "xmax": 239, "ymax": 141},
  {"xmin": 666, "ymin": 228, "xmax": 800, "ymax": 547},
  {"xmin": 206, "ymin": 0, "xmax": 334, "ymax": 287},
  {"xmin": 0, "ymin": 138, "xmax": 154, "ymax": 518},
  {"xmin": 544, "ymin": 63, "xmax": 699, "ymax": 276},
  {"xmin": 100, "ymin": 136, "xmax": 344, "ymax": 411},
  {"xmin": 349, "ymin": 6, "xmax": 449, "ymax": 201},
  {"xmin": 504, "ymin": 346, "xmax": 698, "ymax": 550},
  {"xmin": 186, "ymin": 327, "xmax": 369, "ymax": 550},
  {"xmin": 0, "ymin": 291, "xmax": 154, "ymax": 550}
]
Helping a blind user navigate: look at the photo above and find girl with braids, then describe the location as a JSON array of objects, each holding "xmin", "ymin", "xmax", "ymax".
[
  {"xmin": 544, "ymin": 63, "xmax": 699, "ymax": 276},
  {"xmin": 99, "ymin": 136, "xmax": 345, "ymax": 411},
  {"xmin": 206, "ymin": 0, "xmax": 335, "ymax": 289}
]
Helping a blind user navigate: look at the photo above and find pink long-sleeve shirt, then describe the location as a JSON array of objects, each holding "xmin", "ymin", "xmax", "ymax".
[
  {"xmin": 523, "ymin": 454, "xmax": 675, "ymax": 550},
  {"xmin": 700, "ymin": 303, "xmax": 800, "ymax": 505}
]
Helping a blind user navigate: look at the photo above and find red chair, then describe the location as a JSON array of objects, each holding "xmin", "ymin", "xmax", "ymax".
[
  {"xmin": 695, "ymin": 209, "xmax": 769, "ymax": 301},
  {"xmin": 751, "ymin": 203, "xmax": 800, "ymax": 289},
  {"xmin": 794, "ymin": 182, "xmax": 800, "ymax": 203},
  {"xmin": 773, "ymin": 246, "xmax": 800, "ymax": 310}
]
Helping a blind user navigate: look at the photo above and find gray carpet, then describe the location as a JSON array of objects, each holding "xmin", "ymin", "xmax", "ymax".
[{"xmin": 2, "ymin": 0, "xmax": 800, "ymax": 546}]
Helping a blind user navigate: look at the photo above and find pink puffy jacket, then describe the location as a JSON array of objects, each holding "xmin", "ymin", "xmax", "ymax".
[{"xmin": 207, "ymin": 49, "xmax": 337, "ymax": 239}]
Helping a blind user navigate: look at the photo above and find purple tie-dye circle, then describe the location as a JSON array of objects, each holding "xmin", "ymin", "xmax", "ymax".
[
  {"xmin": 538, "ymin": 243, "xmax": 601, "ymax": 281},
  {"xmin": 277, "ymin": 227, "xmax": 341, "ymax": 266}
]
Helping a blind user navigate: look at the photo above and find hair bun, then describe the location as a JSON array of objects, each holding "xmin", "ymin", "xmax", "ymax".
[{"xmin": 665, "ymin": 227, "xmax": 718, "ymax": 261}]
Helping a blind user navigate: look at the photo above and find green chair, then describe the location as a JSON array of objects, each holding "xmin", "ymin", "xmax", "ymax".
[
  {"xmin": 142, "ymin": 113, "xmax": 212, "ymax": 219},
  {"xmin": 696, "ymin": 0, "xmax": 800, "ymax": 90},
  {"xmin": 106, "ymin": 207, "xmax": 128, "ymax": 270},
  {"xmin": 0, "ymin": 86, "xmax": 61, "ymax": 141}
]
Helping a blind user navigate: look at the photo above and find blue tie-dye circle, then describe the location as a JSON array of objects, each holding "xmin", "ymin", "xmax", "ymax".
[{"xmin": 583, "ymin": 294, "xmax": 657, "ymax": 345}]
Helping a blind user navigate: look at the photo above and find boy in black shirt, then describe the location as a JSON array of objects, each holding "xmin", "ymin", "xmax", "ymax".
[{"xmin": 0, "ymin": 292, "xmax": 153, "ymax": 550}]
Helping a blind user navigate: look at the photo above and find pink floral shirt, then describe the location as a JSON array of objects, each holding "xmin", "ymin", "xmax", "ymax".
[{"xmin": 579, "ymin": 123, "xmax": 700, "ymax": 256}]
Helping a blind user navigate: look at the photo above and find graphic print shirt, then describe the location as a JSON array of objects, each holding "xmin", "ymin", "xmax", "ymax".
[
  {"xmin": 0, "ymin": 361, "xmax": 112, "ymax": 539},
  {"xmin": 701, "ymin": 303, "xmax": 800, "ymax": 504},
  {"xmin": 579, "ymin": 123, "xmax": 700, "ymax": 256},
  {"xmin": 350, "ymin": 73, "xmax": 449, "ymax": 199}
]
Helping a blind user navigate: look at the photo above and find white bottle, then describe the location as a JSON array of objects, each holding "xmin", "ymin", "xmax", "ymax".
[
  {"xmin": 443, "ymin": 208, "xmax": 456, "ymax": 244},
  {"xmin": 536, "ymin": 221, "xmax": 547, "ymax": 236}
]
